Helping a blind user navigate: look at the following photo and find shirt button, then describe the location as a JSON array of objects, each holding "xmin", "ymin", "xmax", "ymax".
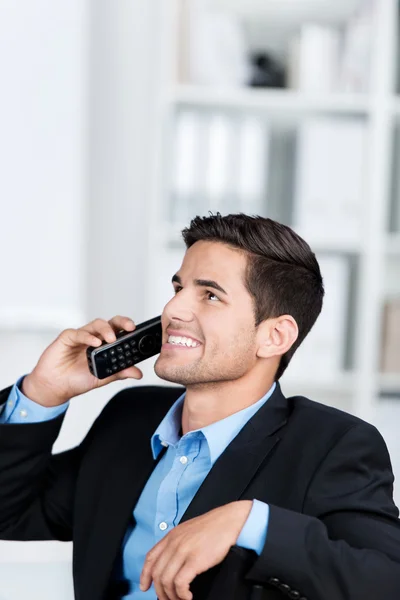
[
  {"xmin": 159, "ymin": 522, "xmax": 168, "ymax": 531},
  {"xmin": 179, "ymin": 456, "xmax": 188, "ymax": 464},
  {"xmin": 19, "ymin": 409, "xmax": 28, "ymax": 419}
]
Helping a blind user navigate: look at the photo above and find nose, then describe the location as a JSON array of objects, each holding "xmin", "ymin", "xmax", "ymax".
[{"xmin": 163, "ymin": 290, "xmax": 194, "ymax": 323}]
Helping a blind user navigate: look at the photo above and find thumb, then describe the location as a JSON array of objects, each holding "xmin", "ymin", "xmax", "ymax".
[{"xmin": 116, "ymin": 366, "xmax": 143, "ymax": 381}]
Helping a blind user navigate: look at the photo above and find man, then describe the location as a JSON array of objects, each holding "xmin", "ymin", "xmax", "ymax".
[{"xmin": 0, "ymin": 213, "xmax": 399, "ymax": 600}]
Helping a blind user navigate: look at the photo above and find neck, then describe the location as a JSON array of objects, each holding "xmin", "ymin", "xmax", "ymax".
[{"xmin": 181, "ymin": 373, "xmax": 275, "ymax": 435}]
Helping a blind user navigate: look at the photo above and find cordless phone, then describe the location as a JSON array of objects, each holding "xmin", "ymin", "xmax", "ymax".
[{"xmin": 86, "ymin": 316, "xmax": 162, "ymax": 379}]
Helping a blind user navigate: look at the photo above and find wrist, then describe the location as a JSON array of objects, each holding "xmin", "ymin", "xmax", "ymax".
[
  {"xmin": 232, "ymin": 500, "xmax": 253, "ymax": 536},
  {"xmin": 21, "ymin": 373, "xmax": 67, "ymax": 408}
]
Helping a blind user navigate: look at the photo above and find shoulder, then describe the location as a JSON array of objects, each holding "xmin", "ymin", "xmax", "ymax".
[
  {"xmin": 285, "ymin": 392, "xmax": 385, "ymax": 449},
  {"xmin": 290, "ymin": 394, "xmax": 363, "ymax": 427}
]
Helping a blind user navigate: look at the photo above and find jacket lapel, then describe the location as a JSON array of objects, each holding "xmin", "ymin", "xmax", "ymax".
[
  {"xmin": 77, "ymin": 391, "xmax": 177, "ymax": 600},
  {"xmin": 180, "ymin": 383, "xmax": 290, "ymax": 523},
  {"xmin": 78, "ymin": 383, "xmax": 290, "ymax": 600}
]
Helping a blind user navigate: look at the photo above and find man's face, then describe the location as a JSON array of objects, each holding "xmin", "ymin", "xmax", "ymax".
[{"xmin": 154, "ymin": 241, "xmax": 259, "ymax": 387}]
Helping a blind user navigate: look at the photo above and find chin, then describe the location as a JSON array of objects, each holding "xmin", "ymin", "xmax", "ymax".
[{"xmin": 154, "ymin": 357, "xmax": 200, "ymax": 385}]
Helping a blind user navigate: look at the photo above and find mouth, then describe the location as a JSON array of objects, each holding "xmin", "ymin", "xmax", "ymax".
[{"xmin": 162, "ymin": 333, "xmax": 202, "ymax": 350}]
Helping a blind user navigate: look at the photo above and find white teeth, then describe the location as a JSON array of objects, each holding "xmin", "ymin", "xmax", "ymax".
[{"xmin": 168, "ymin": 335, "xmax": 199, "ymax": 347}]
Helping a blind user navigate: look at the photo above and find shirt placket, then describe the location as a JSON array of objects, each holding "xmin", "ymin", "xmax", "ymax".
[{"xmin": 153, "ymin": 433, "xmax": 202, "ymax": 541}]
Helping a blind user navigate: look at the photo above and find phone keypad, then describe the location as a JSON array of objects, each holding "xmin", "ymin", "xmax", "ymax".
[{"xmin": 86, "ymin": 318, "xmax": 162, "ymax": 379}]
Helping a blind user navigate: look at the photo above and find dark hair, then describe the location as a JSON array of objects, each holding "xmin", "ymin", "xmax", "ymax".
[{"xmin": 182, "ymin": 213, "xmax": 324, "ymax": 380}]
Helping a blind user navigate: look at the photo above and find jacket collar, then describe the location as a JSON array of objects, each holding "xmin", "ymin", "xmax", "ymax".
[{"xmin": 77, "ymin": 382, "xmax": 290, "ymax": 600}]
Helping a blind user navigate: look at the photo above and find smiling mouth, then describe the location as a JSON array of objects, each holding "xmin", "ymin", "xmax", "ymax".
[{"xmin": 164, "ymin": 334, "xmax": 202, "ymax": 349}]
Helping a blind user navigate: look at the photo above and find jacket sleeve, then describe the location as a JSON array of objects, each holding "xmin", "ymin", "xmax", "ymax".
[
  {"xmin": 245, "ymin": 422, "xmax": 400, "ymax": 600},
  {"xmin": 0, "ymin": 385, "xmax": 82, "ymax": 541},
  {"xmin": 0, "ymin": 377, "xmax": 69, "ymax": 423}
]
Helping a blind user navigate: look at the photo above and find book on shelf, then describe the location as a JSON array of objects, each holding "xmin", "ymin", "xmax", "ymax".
[
  {"xmin": 170, "ymin": 110, "xmax": 270, "ymax": 221},
  {"xmin": 237, "ymin": 115, "xmax": 270, "ymax": 214},
  {"xmin": 286, "ymin": 1, "xmax": 375, "ymax": 95},
  {"xmin": 170, "ymin": 109, "xmax": 207, "ymax": 224},
  {"xmin": 293, "ymin": 117, "xmax": 367, "ymax": 248},
  {"xmin": 204, "ymin": 113, "xmax": 269, "ymax": 214},
  {"xmin": 287, "ymin": 24, "xmax": 340, "ymax": 94},
  {"xmin": 337, "ymin": 0, "xmax": 376, "ymax": 94},
  {"xmin": 178, "ymin": 0, "xmax": 249, "ymax": 87},
  {"xmin": 284, "ymin": 255, "xmax": 350, "ymax": 384},
  {"xmin": 381, "ymin": 299, "xmax": 400, "ymax": 374}
]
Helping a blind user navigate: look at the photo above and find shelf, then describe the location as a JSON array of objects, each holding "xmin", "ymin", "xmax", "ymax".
[
  {"xmin": 0, "ymin": 541, "xmax": 72, "ymax": 563},
  {"xmin": 212, "ymin": 0, "xmax": 364, "ymax": 25},
  {"xmin": 169, "ymin": 85, "xmax": 370, "ymax": 117}
]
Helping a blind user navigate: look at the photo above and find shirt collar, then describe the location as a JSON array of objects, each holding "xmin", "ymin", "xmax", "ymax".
[
  {"xmin": 151, "ymin": 382, "xmax": 276, "ymax": 464},
  {"xmin": 151, "ymin": 393, "xmax": 186, "ymax": 459}
]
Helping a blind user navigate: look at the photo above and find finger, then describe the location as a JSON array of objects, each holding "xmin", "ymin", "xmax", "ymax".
[
  {"xmin": 61, "ymin": 328, "xmax": 103, "ymax": 349},
  {"xmin": 154, "ymin": 549, "xmax": 186, "ymax": 600},
  {"xmin": 81, "ymin": 318, "xmax": 117, "ymax": 344},
  {"xmin": 174, "ymin": 563, "xmax": 195, "ymax": 600},
  {"xmin": 91, "ymin": 367, "xmax": 143, "ymax": 389},
  {"xmin": 115, "ymin": 365, "xmax": 143, "ymax": 381},
  {"xmin": 154, "ymin": 579, "xmax": 173, "ymax": 600},
  {"xmin": 141, "ymin": 539, "xmax": 169, "ymax": 591},
  {"xmin": 108, "ymin": 315, "xmax": 136, "ymax": 334}
]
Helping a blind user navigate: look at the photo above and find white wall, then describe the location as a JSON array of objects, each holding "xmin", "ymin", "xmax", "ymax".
[
  {"xmin": 0, "ymin": 0, "xmax": 88, "ymax": 330},
  {"xmin": 0, "ymin": 0, "xmax": 162, "ymax": 597},
  {"xmin": 85, "ymin": 0, "xmax": 161, "ymax": 323}
]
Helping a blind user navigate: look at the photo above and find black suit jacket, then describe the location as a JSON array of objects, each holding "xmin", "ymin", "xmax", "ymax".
[{"xmin": 0, "ymin": 383, "xmax": 399, "ymax": 600}]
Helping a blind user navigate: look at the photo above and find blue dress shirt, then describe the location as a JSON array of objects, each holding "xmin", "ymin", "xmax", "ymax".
[{"xmin": 1, "ymin": 377, "xmax": 275, "ymax": 598}]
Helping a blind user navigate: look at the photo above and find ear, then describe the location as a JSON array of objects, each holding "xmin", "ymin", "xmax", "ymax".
[{"xmin": 256, "ymin": 315, "xmax": 299, "ymax": 359}]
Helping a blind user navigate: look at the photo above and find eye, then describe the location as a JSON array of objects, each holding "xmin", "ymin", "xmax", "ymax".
[
  {"xmin": 173, "ymin": 285, "xmax": 182, "ymax": 294},
  {"xmin": 206, "ymin": 291, "xmax": 220, "ymax": 302}
]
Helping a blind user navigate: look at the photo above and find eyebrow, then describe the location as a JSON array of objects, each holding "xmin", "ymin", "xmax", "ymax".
[{"xmin": 172, "ymin": 274, "xmax": 228, "ymax": 296}]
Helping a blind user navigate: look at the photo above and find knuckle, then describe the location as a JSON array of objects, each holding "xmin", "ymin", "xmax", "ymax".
[
  {"xmin": 93, "ymin": 318, "xmax": 106, "ymax": 327},
  {"xmin": 160, "ymin": 575, "xmax": 172, "ymax": 589},
  {"xmin": 110, "ymin": 315, "xmax": 122, "ymax": 322},
  {"xmin": 145, "ymin": 550, "xmax": 155, "ymax": 563},
  {"xmin": 61, "ymin": 328, "xmax": 76, "ymax": 337},
  {"xmin": 175, "ymin": 574, "xmax": 187, "ymax": 587}
]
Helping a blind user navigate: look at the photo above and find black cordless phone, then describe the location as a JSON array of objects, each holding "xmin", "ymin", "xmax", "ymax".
[{"xmin": 86, "ymin": 316, "xmax": 162, "ymax": 379}]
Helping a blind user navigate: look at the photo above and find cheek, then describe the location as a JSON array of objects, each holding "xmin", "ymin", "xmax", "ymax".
[{"xmin": 206, "ymin": 315, "xmax": 255, "ymax": 355}]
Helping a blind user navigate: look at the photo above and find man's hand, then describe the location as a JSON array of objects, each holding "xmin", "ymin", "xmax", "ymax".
[
  {"xmin": 140, "ymin": 500, "xmax": 253, "ymax": 600},
  {"xmin": 22, "ymin": 316, "xmax": 143, "ymax": 407}
]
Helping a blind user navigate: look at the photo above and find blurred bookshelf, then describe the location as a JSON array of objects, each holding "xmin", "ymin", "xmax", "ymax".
[
  {"xmin": 169, "ymin": 85, "xmax": 371, "ymax": 116},
  {"xmin": 145, "ymin": 0, "xmax": 400, "ymax": 421}
]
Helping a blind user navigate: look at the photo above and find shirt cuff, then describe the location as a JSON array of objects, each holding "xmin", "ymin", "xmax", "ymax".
[
  {"xmin": 0, "ymin": 375, "xmax": 69, "ymax": 424},
  {"xmin": 236, "ymin": 499, "xmax": 269, "ymax": 556}
]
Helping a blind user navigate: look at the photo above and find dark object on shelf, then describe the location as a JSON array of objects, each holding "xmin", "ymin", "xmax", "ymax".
[{"xmin": 248, "ymin": 52, "xmax": 286, "ymax": 88}]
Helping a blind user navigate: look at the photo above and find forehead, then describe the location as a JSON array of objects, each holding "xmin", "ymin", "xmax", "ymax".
[{"xmin": 180, "ymin": 241, "xmax": 247, "ymax": 286}]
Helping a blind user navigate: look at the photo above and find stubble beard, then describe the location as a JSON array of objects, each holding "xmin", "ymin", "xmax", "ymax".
[{"xmin": 154, "ymin": 347, "xmax": 253, "ymax": 388}]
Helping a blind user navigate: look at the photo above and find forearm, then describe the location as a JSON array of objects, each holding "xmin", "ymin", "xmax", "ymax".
[
  {"xmin": 0, "ymin": 384, "xmax": 70, "ymax": 540},
  {"xmin": 245, "ymin": 504, "xmax": 400, "ymax": 600},
  {"xmin": 0, "ymin": 377, "xmax": 69, "ymax": 424},
  {"xmin": 0, "ymin": 410, "xmax": 66, "ymax": 537}
]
